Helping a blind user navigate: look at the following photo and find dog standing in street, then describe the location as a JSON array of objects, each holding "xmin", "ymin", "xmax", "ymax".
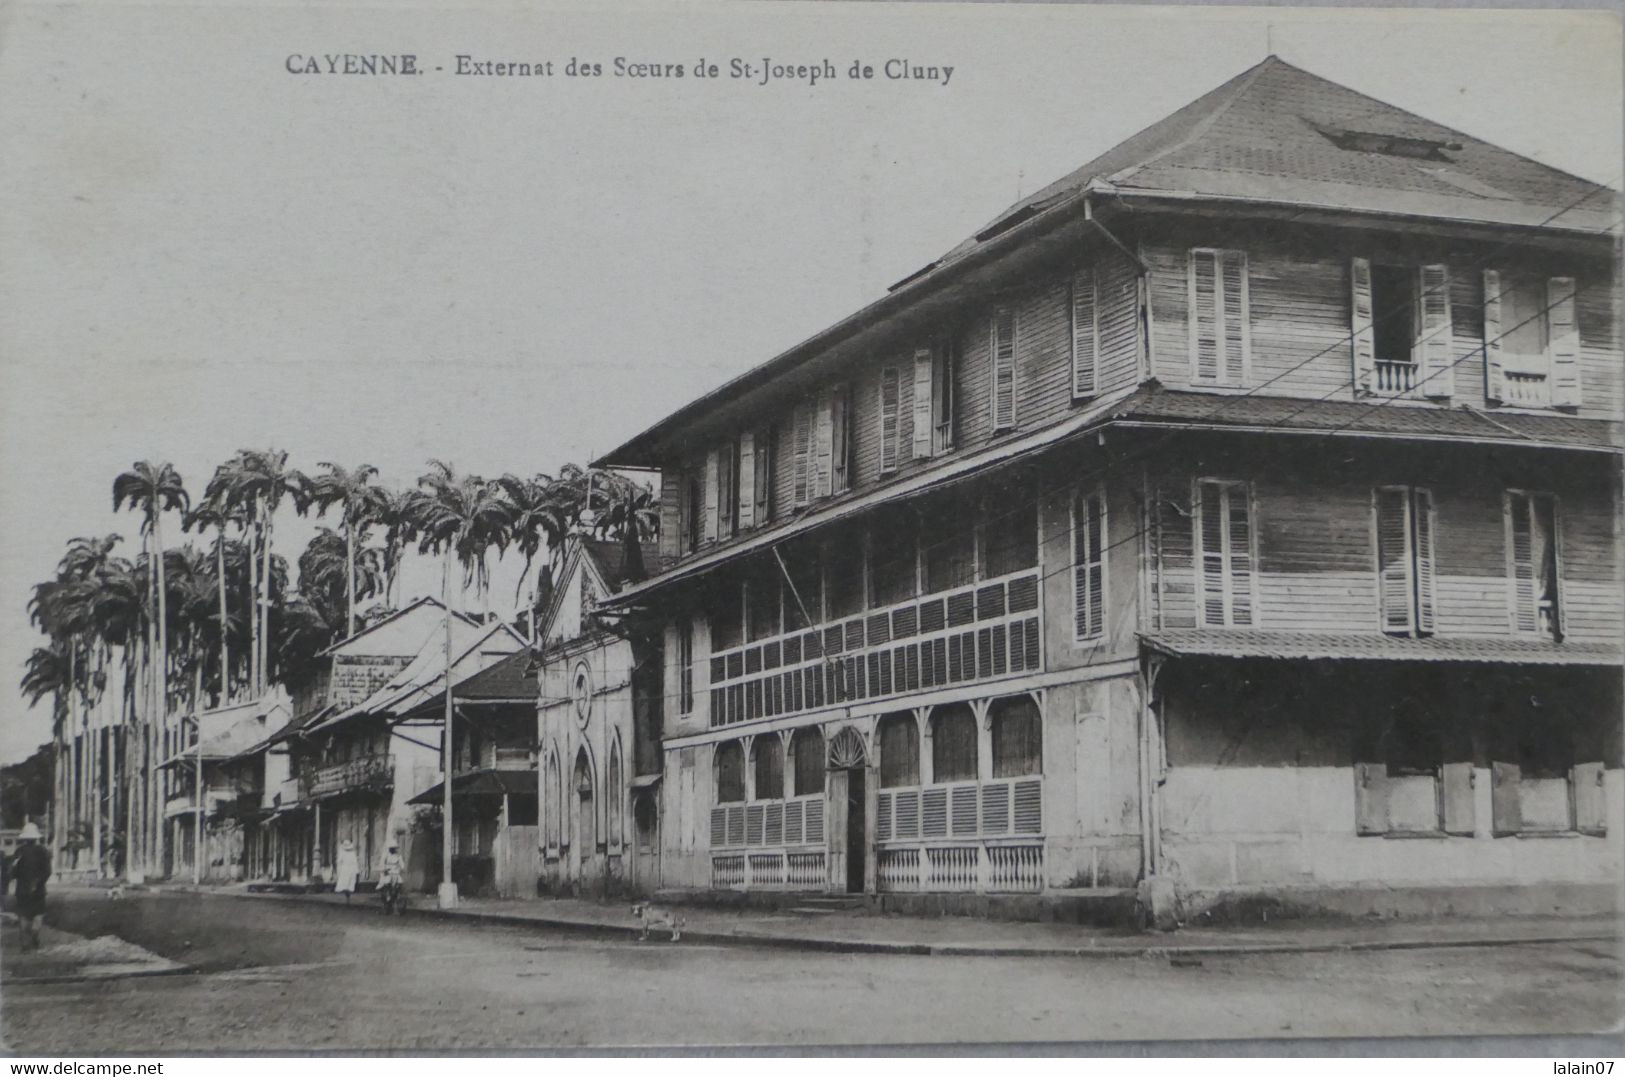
[{"xmin": 630, "ymin": 902, "xmax": 684, "ymax": 942}]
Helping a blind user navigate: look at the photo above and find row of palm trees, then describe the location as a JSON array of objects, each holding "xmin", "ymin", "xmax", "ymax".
[{"xmin": 21, "ymin": 452, "xmax": 656, "ymax": 880}]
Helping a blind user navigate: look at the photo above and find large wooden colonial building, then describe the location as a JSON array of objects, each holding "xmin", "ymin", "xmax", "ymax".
[{"xmin": 593, "ymin": 57, "xmax": 1622, "ymax": 917}]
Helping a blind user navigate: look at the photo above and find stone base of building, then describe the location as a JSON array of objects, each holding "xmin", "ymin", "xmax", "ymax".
[
  {"xmin": 1175, "ymin": 881, "xmax": 1621, "ymax": 926},
  {"xmin": 653, "ymin": 886, "xmax": 1141, "ymax": 926}
]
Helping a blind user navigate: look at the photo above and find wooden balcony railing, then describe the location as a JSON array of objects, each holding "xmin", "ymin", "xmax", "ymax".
[
  {"xmin": 875, "ymin": 776, "xmax": 1044, "ymax": 893},
  {"xmin": 302, "ymin": 753, "xmax": 394, "ymax": 801},
  {"xmin": 709, "ymin": 794, "xmax": 828, "ymax": 890},
  {"xmin": 1502, "ymin": 370, "xmax": 1550, "ymax": 407},
  {"xmin": 708, "ymin": 568, "xmax": 1043, "ymax": 729},
  {"xmin": 1374, "ymin": 359, "xmax": 1417, "ymax": 394}
]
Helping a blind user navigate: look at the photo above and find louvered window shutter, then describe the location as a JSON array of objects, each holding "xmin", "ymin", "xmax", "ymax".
[
  {"xmin": 1483, "ymin": 269, "xmax": 1505, "ymax": 404},
  {"xmin": 1417, "ymin": 264, "xmax": 1454, "ymax": 398},
  {"xmin": 1547, "ymin": 277, "xmax": 1581, "ymax": 408},
  {"xmin": 814, "ymin": 391, "xmax": 834, "ymax": 497},
  {"xmin": 753, "ymin": 431, "xmax": 773, "ymax": 521},
  {"xmin": 1351, "ymin": 258, "xmax": 1376, "ymax": 396},
  {"xmin": 879, "ymin": 368, "xmax": 900, "ymax": 472},
  {"xmin": 792, "ymin": 403, "xmax": 812, "ymax": 506},
  {"xmin": 1507, "ymin": 493, "xmax": 1537, "ymax": 633},
  {"xmin": 1072, "ymin": 266, "xmax": 1100, "ymax": 397},
  {"xmin": 1072, "ymin": 492, "xmax": 1105, "ymax": 640},
  {"xmin": 1221, "ymin": 251, "xmax": 1249, "ymax": 384},
  {"xmin": 991, "ymin": 308, "xmax": 1016, "ymax": 430},
  {"xmin": 911, "ymin": 349, "xmax": 934, "ymax": 459},
  {"xmin": 1413, "ymin": 489, "xmax": 1436, "ymax": 635},
  {"xmin": 703, "ymin": 450, "xmax": 719, "ymax": 544},
  {"xmin": 658, "ymin": 469, "xmax": 682, "ymax": 562},
  {"xmin": 1198, "ymin": 482, "xmax": 1227, "ymax": 627},
  {"xmin": 1376, "ymin": 488, "xmax": 1414, "ymax": 634},
  {"xmin": 737, "ymin": 432, "xmax": 755, "ymax": 530},
  {"xmin": 1190, "ymin": 250, "xmax": 1220, "ymax": 383},
  {"xmin": 831, "ymin": 386, "xmax": 850, "ymax": 491},
  {"xmin": 1226, "ymin": 484, "xmax": 1253, "ymax": 626}
]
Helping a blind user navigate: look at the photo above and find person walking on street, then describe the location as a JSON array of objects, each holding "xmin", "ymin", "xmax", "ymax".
[
  {"xmin": 9, "ymin": 822, "xmax": 51, "ymax": 951},
  {"xmin": 334, "ymin": 837, "xmax": 359, "ymax": 904}
]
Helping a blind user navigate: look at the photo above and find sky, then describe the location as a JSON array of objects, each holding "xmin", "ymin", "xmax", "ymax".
[{"xmin": 0, "ymin": 0, "xmax": 1620, "ymax": 763}]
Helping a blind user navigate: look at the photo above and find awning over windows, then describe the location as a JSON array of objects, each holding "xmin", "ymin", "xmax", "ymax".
[
  {"xmin": 1144, "ymin": 633, "xmax": 1625, "ymax": 666},
  {"xmin": 408, "ymin": 768, "xmax": 539, "ymax": 805},
  {"xmin": 1141, "ymin": 630, "xmax": 1622, "ymax": 666}
]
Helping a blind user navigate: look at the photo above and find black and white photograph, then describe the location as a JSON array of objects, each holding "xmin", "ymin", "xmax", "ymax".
[{"xmin": 0, "ymin": 0, "xmax": 1621, "ymax": 1057}]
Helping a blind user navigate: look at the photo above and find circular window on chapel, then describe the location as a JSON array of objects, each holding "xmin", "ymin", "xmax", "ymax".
[{"xmin": 571, "ymin": 661, "xmax": 593, "ymax": 728}]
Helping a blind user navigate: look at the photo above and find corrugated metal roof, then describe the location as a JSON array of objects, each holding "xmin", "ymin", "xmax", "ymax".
[
  {"xmin": 1112, "ymin": 387, "xmax": 1621, "ymax": 451},
  {"xmin": 1143, "ymin": 629, "xmax": 1622, "ymax": 666},
  {"xmin": 408, "ymin": 768, "xmax": 537, "ymax": 804}
]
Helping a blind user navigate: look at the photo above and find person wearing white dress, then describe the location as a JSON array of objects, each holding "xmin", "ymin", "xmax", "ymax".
[{"xmin": 334, "ymin": 837, "xmax": 360, "ymax": 903}]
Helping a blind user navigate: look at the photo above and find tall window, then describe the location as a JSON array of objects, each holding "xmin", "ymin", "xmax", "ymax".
[
  {"xmin": 878, "ymin": 713, "xmax": 920, "ymax": 788},
  {"xmin": 984, "ymin": 497, "xmax": 1038, "ymax": 579},
  {"xmin": 990, "ymin": 696, "xmax": 1042, "ymax": 778},
  {"xmin": 991, "ymin": 307, "xmax": 1017, "ymax": 430},
  {"xmin": 878, "ymin": 367, "xmax": 901, "ymax": 474},
  {"xmin": 1375, "ymin": 486, "xmax": 1436, "ymax": 637},
  {"xmin": 1486, "ymin": 273, "xmax": 1580, "ymax": 408},
  {"xmin": 782, "ymin": 540, "xmax": 822, "ymax": 631},
  {"xmin": 791, "ymin": 727, "xmax": 825, "ymax": 796},
  {"xmin": 931, "ymin": 703, "xmax": 978, "ymax": 783},
  {"xmin": 1072, "ymin": 489, "xmax": 1106, "ymax": 642},
  {"xmin": 746, "ymin": 562, "xmax": 782, "ymax": 642},
  {"xmin": 830, "ymin": 384, "xmax": 852, "ymax": 492},
  {"xmin": 1196, "ymin": 479, "xmax": 1254, "ymax": 627},
  {"xmin": 1352, "ymin": 259, "xmax": 1452, "ymax": 398},
  {"xmin": 753, "ymin": 426, "xmax": 774, "ymax": 523},
  {"xmin": 751, "ymin": 736, "xmax": 784, "ymax": 801},
  {"xmin": 1507, "ymin": 492, "xmax": 1561, "ymax": 639},
  {"xmin": 715, "ymin": 741, "xmax": 745, "ymax": 804},
  {"xmin": 921, "ymin": 499, "xmax": 975, "ymax": 594},
  {"xmin": 824, "ymin": 530, "xmax": 865, "ymax": 620},
  {"xmin": 1071, "ymin": 265, "xmax": 1100, "ymax": 397},
  {"xmin": 676, "ymin": 617, "xmax": 694, "ymax": 716},
  {"xmin": 709, "ymin": 581, "xmax": 743, "ymax": 652},
  {"xmin": 912, "ymin": 344, "xmax": 955, "ymax": 459},
  {"xmin": 717, "ymin": 440, "xmax": 736, "ymax": 538},
  {"xmin": 1189, "ymin": 248, "xmax": 1249, "ymax": 386},
  {"xmin": 684, "ymin": 474, "xmax": 703, "ymax": 552},
  {"xmin": 870, "ymin": 512, "xmax": 918, "ymax": 607}
]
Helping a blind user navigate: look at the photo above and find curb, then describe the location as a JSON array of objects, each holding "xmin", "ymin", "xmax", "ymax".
[{"xmin": 217, "ymin": 887, "xmax": 1618, "ymax": 960}]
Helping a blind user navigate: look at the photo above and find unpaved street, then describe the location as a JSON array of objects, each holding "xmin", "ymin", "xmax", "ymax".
[{"xmin": 3, "ymin": 890, "xmax": 1620, "ymax": 1050}]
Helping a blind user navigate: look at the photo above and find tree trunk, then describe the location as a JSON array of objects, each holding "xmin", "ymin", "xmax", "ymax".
[
  {"xmin": 248, "ymin": 513, "xmax": 260, "ymax": 697},
  {"xmin": 217, "ymin": 529, "xmax": 230, "ymax": 707},
  {"xmin": 91, "ymin": 660, "xmax": 102, "ymax": 877},
  {"xmin": 261, "ymin": 503, "xmax": 273, "ymax": 694},
  {"xmin": 153, "ymin": 508, "xmax": 168, "ymax": 877},
  {"xmin": 346, "ymin": 520, "xmax": 357, "ymax": 637}
]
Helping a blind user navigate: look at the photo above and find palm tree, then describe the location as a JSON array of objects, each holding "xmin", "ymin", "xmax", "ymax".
[
  {"xmin": 184, "ymin": 496, "xmax": 243, "ymax": 706},
  {"xmin": 306, "ymin": 463, "xmax": 390, "ymax": 638},
  {"xmin": 497, "ymin": 473, "xmax": 570, "ymax": 638},
  {"xmin": 113, "ymin": 461, "xmax": 189, "ymax": 876},
  {"xmin": 377, "ymin": 487, "xmax": 418, "ymax": 608},
  {"xmin": 408, "ymin": 461, "xmax": 513, "ymax": 622},
  {"xmin": 208, "ymin": 450, "xmax": 307, "ymax": 697},
  {"xmin": 298, "ymin": 527, "xmax": 385, "ymax": 632}
]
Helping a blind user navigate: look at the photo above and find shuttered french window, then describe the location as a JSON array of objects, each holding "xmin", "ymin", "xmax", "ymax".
[
  {"xmin": 1188, "ymin": 249, "xmax": 1250, "ymax": 386},
  {"xmin": 1416, "ymin": 264, "xmax": 1454, "ymax": 398},
  {"xmin": 791, "ymin": 401, "xmax": 813, "ymax": 506},
  {"xmin": 1072, "ymin": 488, "xmax": 1106, "ymax": 642},
  {"xmin": 1195, "ymin": 479, "xmax": 1254, "ymax": 627},
  {"xmin": 1505, "ymin": 491, "xmax": 1562, "ymax": 638},
  {"xmin": 1547, "ymin": 277, "xmax": 1581, "ymax": 408},
  {"xmin": 911, "ymin": 349, "xmax": 934, "ymax": 459},
  {"xmin": 1375, "ymin": 486, "xmax": 1436, "ymax": 636}
]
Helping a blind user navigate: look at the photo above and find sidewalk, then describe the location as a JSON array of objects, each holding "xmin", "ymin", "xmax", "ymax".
[
  {"xmin": 1, "ymin": 912, "xmax": 188, "ymax": 984},
  {"xmin": 184, "ymin": 883, "xmax": 1620, "ymax": 959}
]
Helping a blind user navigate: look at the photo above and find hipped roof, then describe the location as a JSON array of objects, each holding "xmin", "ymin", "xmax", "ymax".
[{"xmin": 596, "ymin": 56, "xmax": 1617, "ymax": 469}]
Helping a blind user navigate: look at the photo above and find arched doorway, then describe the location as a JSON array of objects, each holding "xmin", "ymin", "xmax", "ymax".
[
  {"xmin": 570, "ymin": 748, "xmax": 595, "ymax": 894},
  {"xmin": 826, "ymin": 726, "xmax": 869, "ymax": 894}
]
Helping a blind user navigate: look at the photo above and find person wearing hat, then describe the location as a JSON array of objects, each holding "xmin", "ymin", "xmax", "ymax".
[
  {"xmin": 9, "ymin": 821, "xmax": 51, "ymax": 950},
  {"xmin": 378, "ymin": 839, "xmax": 405, "ymax": 915}
]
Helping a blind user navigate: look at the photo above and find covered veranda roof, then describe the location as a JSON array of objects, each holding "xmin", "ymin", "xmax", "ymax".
[
  {"xmin": 408, "ymin": 768, "xmax": 538, "ymax": 805},
  {"xmin": 1142, "ymin": 630, "xmax": 1623, "ymax": 667}
]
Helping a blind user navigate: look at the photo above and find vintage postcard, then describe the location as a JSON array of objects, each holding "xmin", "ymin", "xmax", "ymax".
[{"xmin": 0, "ymin": 0, "xmax": 1621, "ymax": 1056}]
